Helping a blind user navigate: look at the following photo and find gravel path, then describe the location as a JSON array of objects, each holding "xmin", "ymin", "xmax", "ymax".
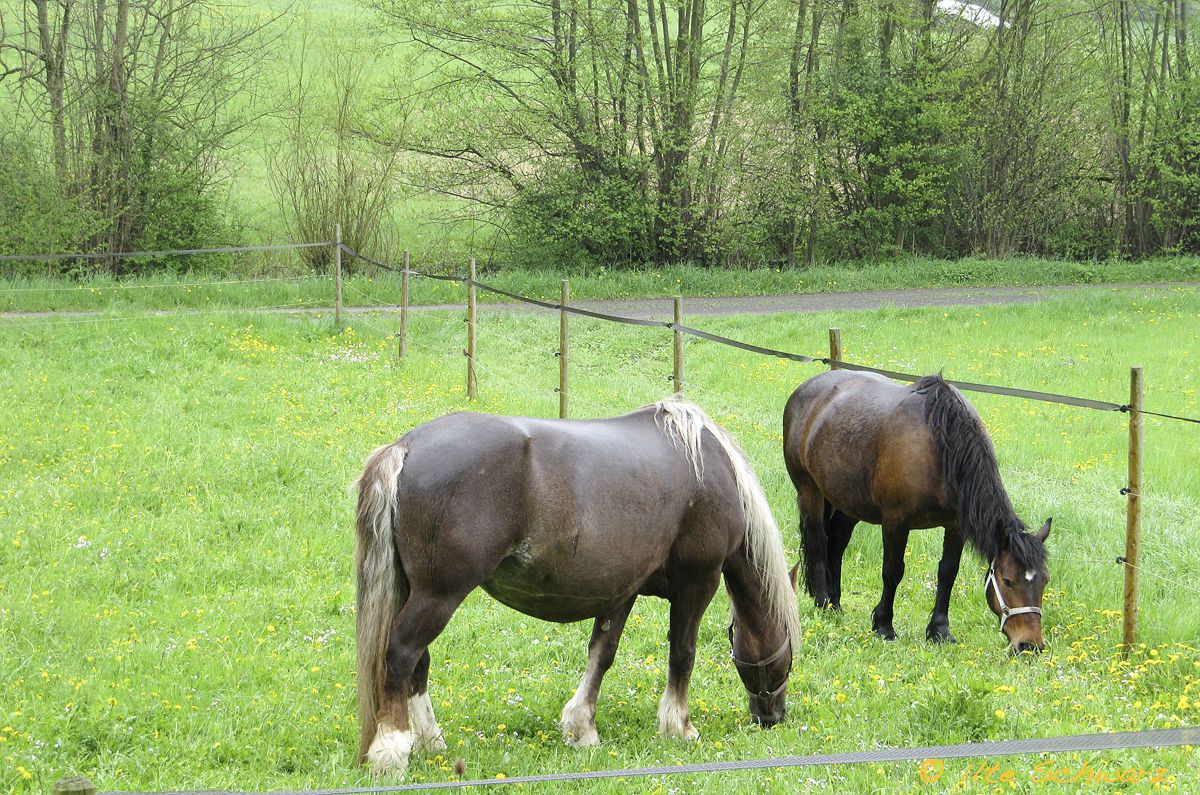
[
  {"xmin": 2, "ymin": 281, "xmax": 1195, "ymax": 320},
  {"xmin": 419, "ymin": 282, "xmax": 1198, "ymax": 321}
]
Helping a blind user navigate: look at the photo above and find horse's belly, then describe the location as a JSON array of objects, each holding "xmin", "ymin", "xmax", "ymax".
[{"xmin": 481, "ymin": 555, "xmax": 640, "ymax": 623}]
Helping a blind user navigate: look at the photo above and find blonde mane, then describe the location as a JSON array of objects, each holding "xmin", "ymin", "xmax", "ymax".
[{"xmin": 654, "ymin": 398, "xmax": 801, "ymax": 647}]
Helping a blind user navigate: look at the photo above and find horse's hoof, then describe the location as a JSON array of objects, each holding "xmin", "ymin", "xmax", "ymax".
[
  {"xmin": 563, "ymin": 726, "xmax": 600, "ymax": 747},
  {"xmin": 927, "ymin": 629, "xmax": 957, "ymax": 644},
  {"xmin": 366, "ymin": 724, "xmax": 413, "ymax": 776},
  {"xmin": 660, "ymin": 722, "xmax": 699, "ymax": 741},
  {"xmin": 873, "ymin": 626, "xmax": 897, "ymax": 641},
  {"xmin": 415, "ymin": 731, "xmax": 448, "ymax": 753}
]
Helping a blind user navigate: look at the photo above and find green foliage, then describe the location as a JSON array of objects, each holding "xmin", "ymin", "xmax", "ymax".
[
  {"xmin": 505, "ymin": 162, "xmax": 656, "ymax": 269},
  {"xmin": 0, "ymin": 134, "xmax": 99, "ymax": 272}
]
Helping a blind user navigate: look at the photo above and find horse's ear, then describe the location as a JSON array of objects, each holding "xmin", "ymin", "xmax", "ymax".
[
  {"xmin": 788, "ymin": 561, "xmax": 800, "ymax": 592},
  {"xmin": 1035, "ymin": 517, "xmax": 1052, "ymax": 543}
]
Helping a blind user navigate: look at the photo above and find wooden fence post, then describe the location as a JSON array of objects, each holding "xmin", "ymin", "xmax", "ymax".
[
  {"xmin": 829, "ymin": 327, "xmax": 842, "ymax": 370},
  {"xmin": 559, "ymin": 279, "xmax": 569, "ymax": 419},
  {"xmin": 466, "ymin": 257, "xmax": 477, "ymax": 401},
  {"xmin": 54, "ymin": 776, "xmax": 97, "ymax": 795},
  {"xmin": 334, "ymin": 224, "xmax": 343, "ymax": 326},
  {"xmin": 673, "ymin": 296, "xmax": 684, "ymax": 395},
  {"xmin": 1123, "ymin": 365, "xmax": 1144, "ymax": 653},
  {"xmin": 398, "ymin": 249, "xmax": 410, "ymax": 359}
]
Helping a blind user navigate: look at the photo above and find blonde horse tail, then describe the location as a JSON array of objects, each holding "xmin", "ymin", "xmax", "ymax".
[{"xmin": 353, "ymin": 442, "xmax": 410, "ymax": 761}]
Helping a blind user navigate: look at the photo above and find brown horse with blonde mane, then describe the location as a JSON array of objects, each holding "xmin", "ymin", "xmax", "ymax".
[
  {"xmin": 783, "ymin": 371, "xmax": 1050, "ymax": 653},
  {"xmin": 354, "ymin": 399, "xmax": 800, "ymax": 775}
]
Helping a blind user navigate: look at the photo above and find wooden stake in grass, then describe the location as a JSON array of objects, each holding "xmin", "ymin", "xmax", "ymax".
[
  {"xmin": 466, "ymin": 257, "xmax": 477, "ymax": 401},
  {"xmin": 673, "ymin": 296, "xmax": 683, "ymax": 395},
  {"xmin": 559, "ymin": 279, "xmax": 569, "ymax": 419},
  {"xmin": 829, "ymin": 327, "xmax": 842, "ymax": 370},
  {"xmin": 399, "ymin": 249, "xmax": 410, "ymax": 360},
  {"xmin": 1123, "ymin": 365, "xmax": 1144, "ymax": 653},
  {"xmin": 54, "ymin": 776, "xmax": 96, "ymax": 795},
  {"xmin": 334, "ymin": 223, "xmax": 343, "ymax": 327}
]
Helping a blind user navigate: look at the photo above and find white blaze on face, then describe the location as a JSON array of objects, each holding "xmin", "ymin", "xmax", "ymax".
[{"xmin": 1025, "ymin": 570, "xmax": 1036, "ymax": 582}]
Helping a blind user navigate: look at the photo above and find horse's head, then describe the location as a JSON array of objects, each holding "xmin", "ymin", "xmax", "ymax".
[
  {"xmin": 727, "ymin": 618, "xmax": 791, "ymax": 727},
  {"xmin": 986, "ymin": 518, "xmax": 1052, "ymax": 654}
]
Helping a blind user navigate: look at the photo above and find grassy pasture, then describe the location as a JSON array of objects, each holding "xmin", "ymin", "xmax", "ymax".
[{"xmin": 1, "ymin": 287, "xmax": 1198, "ymax": 793}]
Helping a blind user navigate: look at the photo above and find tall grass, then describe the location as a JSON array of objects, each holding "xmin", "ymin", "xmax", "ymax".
[{"xmin": 1, "ymin": 288, "xmax": 1197, "ymax": 793}]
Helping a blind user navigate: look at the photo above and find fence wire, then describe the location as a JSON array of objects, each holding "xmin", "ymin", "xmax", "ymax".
[
  {"xmin": 100, "ymin": 726, "xmax": 1200, "ymax": 795},
  {"xmin": 338, "ymin": 246, "xmax": 1199, "ymax": 427}
]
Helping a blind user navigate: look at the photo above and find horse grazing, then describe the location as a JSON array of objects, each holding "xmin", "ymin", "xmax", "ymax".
[
  {"xmin": 354, "ymin": 399, "xmax": 800, "ymax": 775},
  {"xmin": 782, "ymin": 371, "xmax": 1050, "ymax": 653}
]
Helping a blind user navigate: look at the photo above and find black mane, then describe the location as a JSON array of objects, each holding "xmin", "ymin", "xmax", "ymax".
[{"xmin": 917, "ymin": 375, "xmax": 1045, "ymax": 570}]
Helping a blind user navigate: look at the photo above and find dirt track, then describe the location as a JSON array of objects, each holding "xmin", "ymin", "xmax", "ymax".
[
  {"xmin": 3, "ymin": 281, "xmax": 1196, "ymax": 320},
  {"xmin": 429, "ymin": 282, "xmax": 1199, "ymax": 321}
]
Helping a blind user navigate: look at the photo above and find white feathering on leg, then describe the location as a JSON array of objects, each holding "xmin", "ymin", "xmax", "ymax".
[
  {"xmin": 657, "ymin": 687, "xmax": 698, "ymax": 741},
  {"xmin": 408, "ymin": 692, "xmax": 446, "ymax": 753},
  {"xmin": 560, "ymin": 679, "xmax": 600, "ymax": 747},
  {"xmin": 366, "ymin": 723, "xmax": 413, "ymax": 775}
]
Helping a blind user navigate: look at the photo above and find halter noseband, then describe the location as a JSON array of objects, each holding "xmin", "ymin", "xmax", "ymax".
[
  {"xmin": 986, "ymin": 561, "xmax": 1042, "ymax": 632},
  {"xmin": 728, "ymin": 625, "xmax": 791, "ymax": 700}
]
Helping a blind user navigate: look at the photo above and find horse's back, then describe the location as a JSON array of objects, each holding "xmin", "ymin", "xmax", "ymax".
[
  {"xmin": 392, "ymin": 408, "xmax": 735, "ymax": 622},
  {"xmin": 784, "ymin": 371, "xmax": 950, "ymax": 528}
]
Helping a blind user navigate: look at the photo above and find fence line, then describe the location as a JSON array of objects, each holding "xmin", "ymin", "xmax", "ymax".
[
  {"xmin": 92, "ymin": 726, "xmax": 1200, "ymax": 795},
  {"xmin": 337, "ymin": 245, "xmax": 1198, "ymax": 426},
  {"xmin": 0, "ymin": 274, "xmax": 325, "ymax": 294},
  {"xmin": 0, "ymin": 241, "xmax": 335, "ymax": 263},
  {"xmin": 0, "ymin": 299, "xmax": 332, "ymax": 330}
]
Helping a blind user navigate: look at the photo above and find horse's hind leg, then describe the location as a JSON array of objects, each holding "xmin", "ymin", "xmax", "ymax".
[
  {"xmin": 926, "ymin": 525, "xmax": 964, "ymax": 644},
  {"xmin": 871, "ymin": 524, "xmax": 910, "ymax": 641},
  {"xmin": 792, "ymin": 478, "xmax": 832, "ymax": 608},
  {"xmin": 659, "ymin": 575, "xmax": 721, "ymax": 741},
  {"xmin": 825, "ymin": 511, "xmax": 856, "ymax": 611},
  {"xmin": 368, "ymin": 589, "xmax": 465, "ymax": 774},
  {"xmin": 560, "ymin": 596, "xmax": 637, "ymax": 747}
]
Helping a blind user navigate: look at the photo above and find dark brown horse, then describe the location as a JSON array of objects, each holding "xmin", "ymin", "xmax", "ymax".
[
  {"xmin": 783, "ymin": 371, "xmax": 1050, "ymax": 653},
  {"xmin": 354, "ymin": 399, "xmax": 800, "ymax": 775}
]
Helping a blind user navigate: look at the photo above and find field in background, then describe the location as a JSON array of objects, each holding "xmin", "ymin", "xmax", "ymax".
[{"xmin": 1, "ymin": 288, "xmax": 1198, "ymax": 792}]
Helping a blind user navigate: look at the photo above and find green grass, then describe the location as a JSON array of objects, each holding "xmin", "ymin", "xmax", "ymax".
[
  {"xmin": 1, "ymin": 255, "xmax": 1198, "ymax": 313},
  {"xmin": 1, "ymin": 288, "xmax": 1198, "ymax": 793}
]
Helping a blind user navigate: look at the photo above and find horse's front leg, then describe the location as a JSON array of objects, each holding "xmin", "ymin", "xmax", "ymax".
[
  {"xmin": 926, "ymin": 525, "xmax": 964, "ymax": 643},
  {"xmin": 871, "ymin": 524, "xmax": 910, "ymax": 640},
  {"xmin": 409, "ymin": 648, "xmax": 447, "ymax": 752},
  {"xmin": 560, "ymin": 596, "xmax": 637, "ymax": 747},
  {"xmin": 659, "ymin": 577, "xmax": 720, "ymax": 741}
]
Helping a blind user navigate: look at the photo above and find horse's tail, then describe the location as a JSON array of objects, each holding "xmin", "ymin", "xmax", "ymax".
[
  {"xmin": 353, "ymin": 442, "xmax": 410, "ymax": 761},
  {"xmin": 656, "ymin": 399, "xmax": 801, "ymax": 648}
]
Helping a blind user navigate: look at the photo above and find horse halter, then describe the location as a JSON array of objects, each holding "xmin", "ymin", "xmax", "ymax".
[
  {"xmin": 985, "ymin": 561, "xmax": 1042, "ymax": 632},
  {"xmin": 727, "ymin": 624, "xmax": 792, "ymax": 700}
]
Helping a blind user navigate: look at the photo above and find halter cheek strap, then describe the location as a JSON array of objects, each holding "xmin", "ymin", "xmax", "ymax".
[
  {"xmin": 729, "ymin": 636, "xmax": 792, "ymax": 700},
  {"xmin": 986, "ymin": 562, "xmax": 1043, "ymax": 631}
]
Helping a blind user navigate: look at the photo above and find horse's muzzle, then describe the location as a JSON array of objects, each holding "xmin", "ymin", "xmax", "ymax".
[
  {"xmin": 749, "ymin": 699, "xmax": 786, "ymax": 728},
  {"xmin": 1011, "ymin": 640, "xmax": 1045, "ymax": 655}
]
